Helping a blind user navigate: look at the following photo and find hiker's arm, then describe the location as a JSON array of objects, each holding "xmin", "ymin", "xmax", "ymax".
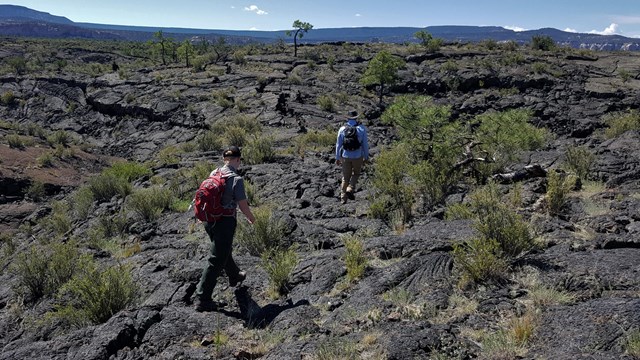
[
  {"xmin": 238, "ymin": 200, "xmax": 255, "ymax": 224},
  {"xmin": 335, "ymin": 128, "xmax": 343, "ymax": 164}
]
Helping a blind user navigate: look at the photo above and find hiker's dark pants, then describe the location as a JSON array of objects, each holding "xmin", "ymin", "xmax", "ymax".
[{"xmin": 195, "ymin": 217, "xmax": 240, "ymax": 300}]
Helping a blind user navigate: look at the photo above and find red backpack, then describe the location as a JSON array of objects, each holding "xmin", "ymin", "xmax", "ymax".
[{"xmin": 193, "ymin": 169, "xmax": 235, "ymax": 222}]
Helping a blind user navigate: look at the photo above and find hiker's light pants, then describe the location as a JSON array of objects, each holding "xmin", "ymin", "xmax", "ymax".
[
  {"xmin": 341, "ymin": 157, "xmax": 364, "ymax": 194},
  {"xmin": 196, "ymin": 217, "xmax": 241, "ymax": 300}
]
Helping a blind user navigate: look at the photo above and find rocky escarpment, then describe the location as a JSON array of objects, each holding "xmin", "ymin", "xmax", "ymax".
[{"xmin": 1, "ymin": 41, "xmax": 640, "ymax": 359}]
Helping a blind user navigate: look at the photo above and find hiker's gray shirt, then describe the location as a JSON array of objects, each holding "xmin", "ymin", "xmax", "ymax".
[{"xmin": 210, "ymin": 165, "xmax": 246, "ymax": 212}]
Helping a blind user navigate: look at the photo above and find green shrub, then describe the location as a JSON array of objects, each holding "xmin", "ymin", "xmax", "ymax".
[
  {"xmin": 445, "ymin": 203, "xmax": 474, "ymax": 220},
  {"xmin": 317, "ymin": 95, "xmax": 335, "ymax": 112},
  {"xmin": 343, "ymin": 234, "xmax": 368, "ymax": 282},
  {"xmin": 292, "ymin": 129, "xmax": 335, "ymax": 156},
  {"xmin": 103, "ymin": 161, "xmax": 152, "ymax": 183},
  {"xmin": 127, "ymin": 186, "xmax": 174, "ymax": 221},
  {"xmin": 6, "ymin": 56, "xmax": 27, "ymax": 74},
  {"xmin": 470, "ymin": 183, "xmax": 533, "ymax": 258},
  {"xmin": 410, "ymin": 160, "xmax": 457, "ymax": 209},
  {"xmin": 530, "ymin": 35, "xmax": 556, "ymax": 51},
  {"xmin": 261, "ymin": 246, "xmax": 298, "ymax": 299},
  {"xmin": 625, "ymin": 329, "xmax": 640, "ymax": 358},
  {"xmin": 236, "ymin": 206, "xmax": 286, "ymax": 256},
  {"xmin": 6, "ymin": 134, "xmax": 25, "ymax": 149},
  {"xmin": 0, "ymin": 91, "xmax": 15, "ymax": 106},
  {"xmin": 243, "ymin": 135, "xmax": 275, "ymax": 165},
  {"xmin": 369, "ymin": 144, "xmax": 415, "ymax": 220},
  {"xmin": 440, "ymin": 59, "xmax": 458, "ymax": 72},
  {"xmin": 211, "ymin": 114, "xmax": 262, "ymax": 137},
  {"xmin": 56, "ymin": 263, "xmax": 137, "ymax": 325},
  {"xmin": 453, "ymin": 237, "xmax": 508, "ymax": 285},
  {"xmin": 245, "ymin": 179, "xmax": 261, "ymax": 206},
  {"xmin": 26, "ymin": 181, "xmax": 46, "ymax": 201},
  {"xmin": 44, "ymin": 200, "xmax": 72, "ymax": 236},
  {"xmin": 603, "ymin": 110, "xmax": 640, "ymax": 139},
  {"xmin": 545, "ymin": 169, "xmax": 577, "ymax": 216},
  {"xmin": 47, "ymin": 130, "xmax": 72, "ymax": 147},
  {"xmin": 473, "ymin": 109, "xmax": 549, "ymax": 178},
  {"xmin": 12, "ymin": 242, "xmax": 87, "ymax": 301},
  {"xmin": 196, "ymin": 131, "xmax": 223, "ymax": 152},
  {"xmin": 89, "ymin": 174, "xmax": 132, "ymax": 202},
  {"xmin": 37, "ymin": 151, "xmax": 55, "ymax": 167},
  {"xmin": 563, "ymin": 145, "xmax": 595, "ymax": 180},
  {"xmin": 70, "ymin": 186, "xmax": 95, "ymax": 220},
  {"xmin": 223, "ymin": 125, "xmax": 247, "ymax": 147},
  {"xmin": 313, "ymin": 337, "xmax": 359, "ymax": 360}
]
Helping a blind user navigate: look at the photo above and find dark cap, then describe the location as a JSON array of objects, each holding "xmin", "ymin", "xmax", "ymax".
[
  {"xmin": 222, "ymin": 145, "xmax": 241, "ymax": 158},
  {"xmin": 347, "ymin": 110, "xmax": 359, "ymax": 119}
]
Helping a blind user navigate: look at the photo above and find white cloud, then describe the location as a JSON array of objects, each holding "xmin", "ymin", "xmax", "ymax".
[
  {"xmin": 504, "ymin": 25, "xmax": 527, "ymax": 32},
  {"xmin": 589, "ymin": 23, "xmax": 619, "ymax": 35},
  {"xmin": 230, "ymin": 6, "xmax": 235, "ymax": 9},
  {"xmin": 564, "ymin": 27, "xmax": 577, "ymax": 33},
  {"xmin": 355, "ymin": 13, "xmax": 362, "ymax": 17},
  {"xmin": 249, "ymin": 27, "xmax": 258, "ymax": 30},
  {"xmin": 244, "ymin": 5, "xmax": 268, "ymax": 15}
]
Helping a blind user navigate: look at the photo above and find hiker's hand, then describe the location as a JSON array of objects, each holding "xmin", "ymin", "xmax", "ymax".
[
  {"xmin": 246, "ymin": 216, "xmax": 255, "ymax": 224},
  {"xmin": 336, "ymin": 159, "xmax": 342, "ymax": 166}
]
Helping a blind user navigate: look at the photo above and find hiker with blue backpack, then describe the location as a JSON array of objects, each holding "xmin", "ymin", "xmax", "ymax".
[
  {"xmin": 335, "ymin": 110, "xmax": 369, "ymax": 204},
  {"xmin": 193, "ymin": 145, "xmax": 256, "ymax": 312}
]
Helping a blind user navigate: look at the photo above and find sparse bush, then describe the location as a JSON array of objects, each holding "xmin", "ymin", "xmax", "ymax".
[
  {"xmin": 6, "ymin": 134, "xmax": 25, "ymax": 149},
  {"xmin": 212, "ymin": 88, "xmax": 235, "ymax": 108},
  {"xmin": 70, "ymin": 186, "xmax": 95, "ymax": 220},
  {"xmin": 12, "ymin": 242, "xmax": 88, "ymax": 301},
  {"xmin": 287, "ymin": 72, "xmax": 303, "ymax": 85},
  {"xmin": 236, "ymin": 206, "xmax": 286, "ymax": 256},
  {"xmin": 470, "ymin": 183, "xmax": 533, "ymax": 258},
  {"xmin": 126, "ymin": 186, "xmax": 174, "ymax": 221},
  {"xmin": 261, "ymin": 246, "xmax": 298, "ymax": 299},
  {"xmin": 37, "ymin": 152, "xmax": 55, "ymax": 167},
  {"xmin": 196, "ymin": 131, "xmax": 224, "ymax": 152},
  {"xmin": 625, "ymin": 329, "xmax": 640, "ymax": 358},
  {"xmin": 26, "ymin": 181, "xmax": 46, "ymax": 201},
  {"xmin": 440, "ymin": 59, "xmax": 458, "ymax": 72},
  {"xmin": 47, "ymin": 130, "xmax": 72, "ymax": 147},
  {"xmin": 531, "ymin": 62, "xmax": 549, "ymax": 74},
  {"xmin": 243, "ymin": 135, "xmax": 275, "ymax": 165},
  {"xmin": 369, "ymin": 144, "xmax": 415, "ymax": 221},
  {"xmin": 44, "ymin": 200, "xmax": 72, "ymax": 236},
  {"xmin": 55, "ymin": 262, "xmax": 137, "ymax": 325},
  {"xmin": 313, "ymin": 337, "xmax": 359, "ymax": 360},
  {"xmin": 0, "ymin": 91, "xmax": 15, "ymax": 106},
  {"xmin": 342, "ymin": 234, "xmax": 368, "ymax": 282},
  {"xmin": 103, "ymin": 161, "xmax": 152, "ymax": 183},
  {"xmin": 545, "ymin": 169, "xmax": 577, "ymax": 215},
  {"xmin": 530, "ymin": 35, "xmax": 556, "ymax": 51},
  {"xmin": 603, "ymin": 110, "xmax": 640, "ymax": 139},
  {"xmin": 453, "ymin": 237, "xmax": 509, "ymax": 285},
  {"xmin": 223, "ymin": 126, "xmax": 247, "ymax": 147},
  {"xmin": 563, "ymin": 145, "xmax": 595, "ymax": 180},
  {"xmin": 445, "ymin": 203, "xmax": 474, "ymax": 220},
  {"xmin": 6, "ymin": 56, "xmax": 27, "ymax": 74},
  {"xmin": 317, "ymin": 94, "xmax": 335, "ymax": 112},
  {"xmin": 88, "ymin": 174, "xmax": 132, "ymax": 202},
  {"xmin": 619, "ymin": 69, "xmax": 632, "ymax": 83},
  {"xmin": 527, "ymin": 284, "xmax": 575, "ymax": 308},
  {"xmin": 292, "ymin": 129, "xmax": 335, "ymax": 156}
]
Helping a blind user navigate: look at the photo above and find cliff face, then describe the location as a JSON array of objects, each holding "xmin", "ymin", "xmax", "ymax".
[{"xmin": 0, "ymin": 39, "xmax": 640, "ymax": 359}]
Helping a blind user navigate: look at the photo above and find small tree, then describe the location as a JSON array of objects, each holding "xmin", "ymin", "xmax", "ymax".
[
  {"xmin": 153, "ymin": 30, "xmax": 168, "ymax": 65},
  {"xmin": 530, "ymin": 35, "xmax": 556, "ymax": 51},
  {"xmin": 286, "ymin": 20, "xmax": 313, "ymax": 57},
  {"xmin": 360, "ymin": 50, "xmax": 405, "ymax": 107},
  {"xmin": 212, "ymin": 37, "xmax": 231, "ymax": 63},
  {"xmin": 177, "ymin": 40, "xmax": 195, "ymax": 67}
]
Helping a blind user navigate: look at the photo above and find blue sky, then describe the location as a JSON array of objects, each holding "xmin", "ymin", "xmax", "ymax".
[{"xmin": 4, "ymin": 1, "xmax": 640, "ymax": 37}]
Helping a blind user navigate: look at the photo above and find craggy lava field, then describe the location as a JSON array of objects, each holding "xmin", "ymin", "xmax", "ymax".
[{"xmin": 1, "ymin": 37, "xmax": 640, "ymax": 359}]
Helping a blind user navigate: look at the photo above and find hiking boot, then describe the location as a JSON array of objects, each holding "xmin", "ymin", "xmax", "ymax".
[
  {"xmin": 229, "ymin": 271, "xmax": 246, "ymax": 287},
  {"xmin": 346, "ymin": 186, "xmax": 355, "ymax": 200},
  {"xmin": 194, "ymin": 298, "xmax": 227, "ymax": 312}
]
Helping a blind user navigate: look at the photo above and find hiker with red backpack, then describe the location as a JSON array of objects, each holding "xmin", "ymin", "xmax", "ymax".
[
  {"xmin": 193, "ymin": 146, "xmax": 256, "ymax": 312},
  {"xmin": 335, "ymin": 110, "xmax": 369, "ymax": 204}
]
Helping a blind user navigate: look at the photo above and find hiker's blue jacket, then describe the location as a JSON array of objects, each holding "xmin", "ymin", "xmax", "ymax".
[{"xmin": 335, "ymin": 119, "xmax": 369, "ymax": 160}]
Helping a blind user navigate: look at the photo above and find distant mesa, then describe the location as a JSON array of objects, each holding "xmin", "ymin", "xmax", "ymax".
[{"xmin": 1, "ymin": 5, "xmax": 639, "ymax": 50}]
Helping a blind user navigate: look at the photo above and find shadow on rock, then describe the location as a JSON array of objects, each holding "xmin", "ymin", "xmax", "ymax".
[{"xmin": 220, "ymin": 286, "xmax": 309, "ymax": 329}]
